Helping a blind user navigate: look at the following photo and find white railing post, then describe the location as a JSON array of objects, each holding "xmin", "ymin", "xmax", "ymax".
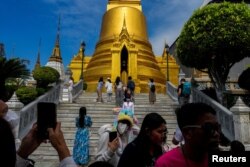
[
  {"xmin": 231, "ymin": 97, "xmax": 250, "ymax": 144},
  {"xmin": 6, "ymin": 92, "xmax": 24, "ymax": 149}
]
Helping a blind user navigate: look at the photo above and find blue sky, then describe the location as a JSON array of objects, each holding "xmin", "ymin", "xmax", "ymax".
[{"xmin": 0, "ymin": 0, "xmax": 203, "ymax": 70}]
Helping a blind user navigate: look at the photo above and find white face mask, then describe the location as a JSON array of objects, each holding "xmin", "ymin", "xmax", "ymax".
[{"xmin": 117, "ymin": 122, "xmax": 128, "ymax": 135}]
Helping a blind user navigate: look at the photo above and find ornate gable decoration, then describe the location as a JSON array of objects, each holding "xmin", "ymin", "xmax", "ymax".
[
  {"xmin": 119, "ymin": 16, "xmax": 130, "ymax": 42},
  {"xmin": 113, "ymin": 17, "xmax": 135, "ymax": 48}
]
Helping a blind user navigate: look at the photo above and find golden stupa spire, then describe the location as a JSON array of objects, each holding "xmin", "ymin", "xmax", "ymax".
[
  {"xmin": 32, "ymin": 39, "xmax": 41, "ymax": 74},
  {"xmin": 122, "ymin": 14, "xmax": 126, "ymax": 30},
  {"xmin": 120, "ymin": 14, "xmax": 129, "ymax": 37},
  {"xmin": 48, "ymin": 16, "xmax": 62, "ymax": 63}
]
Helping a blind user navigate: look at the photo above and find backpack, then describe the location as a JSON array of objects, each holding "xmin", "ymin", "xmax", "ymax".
[
  {"xmin": 150, "ymin": 85, "xmax": 156, "ymax": 92},
  {"xmin": 127, "ymin": 81, "xmax": 135, "ymax": 91},
  {"xmin": 182, "ymin": 82, "xmax": 191, "ymax": 96}
]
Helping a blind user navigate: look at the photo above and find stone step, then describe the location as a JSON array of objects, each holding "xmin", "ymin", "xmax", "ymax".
[
  {"xmin": 58, "ymin": 116, "xmax": 177, "ymax": 123},
  {"xmin": 30, "ymin": 93, "xmax": 178, "ymax": 166},
  {"xmin": 58, "ymin": 103, "xmax": 176, "ymax": 108},
  {"xmin": 57, "ymin": 108, "xmax": 175, "ymax": 113}
]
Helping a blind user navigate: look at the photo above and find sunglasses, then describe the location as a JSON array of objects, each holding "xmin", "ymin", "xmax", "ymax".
[{"xmin": 183, "ymin": 122, "xmax": 221, "ymax": 136}]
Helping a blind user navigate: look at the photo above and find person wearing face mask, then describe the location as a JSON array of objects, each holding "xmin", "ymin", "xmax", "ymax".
[
  {"xmin": 117, "ymin": 113, "xmax": 167, "ymax": 167},
  {"xmin": 95, "ymin": 113, "xmax": 134, "ymax": 167}
]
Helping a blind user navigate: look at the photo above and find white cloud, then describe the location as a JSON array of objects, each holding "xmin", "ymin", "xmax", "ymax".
[
  {"xmin": 144, "ymin": 0, "xmax": 203, "ymax": 55},
  {"xmin": 41, "ymin": 0, "xmax": 202, "ymax": 56}
]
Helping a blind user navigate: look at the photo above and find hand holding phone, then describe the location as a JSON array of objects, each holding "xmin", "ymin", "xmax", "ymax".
[
  {"xmin": 109, "ymin": 131, "xmax": 117, "ymax": 142},
  {"xmin": 37, "ymin": 102, "xmax": 57, "ymax": 140}
]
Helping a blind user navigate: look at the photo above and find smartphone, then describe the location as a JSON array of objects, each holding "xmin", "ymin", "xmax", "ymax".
[
  {"xmin": 109, "ymin": 131, "xmax": 117, "ymax": 142},
  {"xmin": 37, "ymin": 102, "xmax": 57, "ymax": 140}
]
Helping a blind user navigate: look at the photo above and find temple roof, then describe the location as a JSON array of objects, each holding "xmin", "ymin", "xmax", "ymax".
[{"xmin": 48, "ymin": 17, "xmax": 62, "ymax": 63}]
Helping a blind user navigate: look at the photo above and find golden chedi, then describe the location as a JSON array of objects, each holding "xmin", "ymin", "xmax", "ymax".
[{"xmin": 69, "ymin": 0, "xmax": 179, "ymax": 93}]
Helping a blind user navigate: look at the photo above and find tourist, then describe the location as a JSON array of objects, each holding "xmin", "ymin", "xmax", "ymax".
[
  {"xmin": 177, "ymin": 78, "xmax": 191, "ymax": 106},
  {"xmin": 0, "ymin": 118, "xmax": 77, "ymax": 167},
  {"xmin": 0, "ymin": 117, "xmax": 16, "ymax": 167},
  {"xmin": 155, "ymin": 103, "xmax": 220, "ymax": 167},
  {"xmin": 127, "ymin": 76, "xmax": 135, "ymax": 100},
  {"xmin": 0, "ymin": 99, "xmax": 8, "ymax": 118},
  {"xmin": 95, "ymin": 112, "xmax": 133, "ymax": 167},
  {"xmin": 172, "ymin": 108, "xmax": 184, "ymax": 145},
  {"xmin": 105, "ymin": 77, "xmax": 113, "ymax": 102},
  {"xmin": 68, "ymin": 76, "xmax": 74, "ymax": 103},
  {"xmin": 121, "ymin": 98, "xmax": 139, "ymax": 125},
  {"xmin": 73, "ymin": 107, "xmax": 92, "ymax": 166},
  {"xmin": 0, "ymin": 100, "xmax": 20, "ymax": 148},
  {"xmin": 123, "ymin": 88, "xmax": 132, "ymax": 102},
  {"xmin": 172, "ymin": 125, "xmax": 184, "ymax": 146},
  {"xmin": 96, "ymin": 77, "xmax": 104, "ymax": 103},
  {"xmin": 114, "ymin": 76, "xmax": 123, "ymax": 107},
  {"xmin": 117, "ymin": 113, "xmax": 167, "ymax": 167},
  {"xmin": 148, "ymin": 78, "xmax": 156, "ymax": 104},
  {"xmin": 122, "ymin": 98, "xmax": 134, "ymax": 116},
  {"xmin": 230, "ymin": 140, "xmax": 245, "ymax": 153},
  {"xmin": 2, "ymin": 103, "xmax": 73, "ymax": 166},
  {"xmin": 16, "ymin": 122, "xmax": 77, "ymax": 167}
]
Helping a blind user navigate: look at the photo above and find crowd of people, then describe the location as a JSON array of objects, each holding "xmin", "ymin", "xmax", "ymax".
[
  {"xmin": 0, "ymin": 77, "xmax": 247, "ymax": 167},
  {"xmin": 95, "ymin": 76, "xmax": 156, "ymax": 106}
]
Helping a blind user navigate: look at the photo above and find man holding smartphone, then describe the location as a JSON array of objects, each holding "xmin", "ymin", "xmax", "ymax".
[
  {"xmin": 16, "ymin": 122, "xmax": 77, "ymax": 167},
  {"xmin": 0, "ymin": 101, "xmax": 76, "ymax": 167},
  {"xmin": 95, "ymin": 113, "xmax": 134, "ymax": 167}
]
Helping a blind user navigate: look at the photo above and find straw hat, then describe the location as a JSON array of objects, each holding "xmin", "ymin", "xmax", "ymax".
[{"xmin": 117, "ymin": 113, "xmax": 133, "ymax": 127}]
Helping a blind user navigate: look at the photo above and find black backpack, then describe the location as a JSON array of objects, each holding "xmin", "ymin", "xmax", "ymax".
[
  {"xmin": 128, "ymin": 81, "xmax": 135, "ymax": 91},
  {"xmin": 150, "ymin": 85, "xmax": 155, "ymax": 92}
]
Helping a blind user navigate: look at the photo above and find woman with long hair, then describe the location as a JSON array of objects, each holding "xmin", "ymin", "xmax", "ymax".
[
  {"xmin": 73, "ymin": 107, "xmax": 92, "ymax": 166},
  {"xmin": 148, "ymin": 78, "xmax": 156, "ymax": 104},
  {"xmin": 105, "ymin": 78, "xmax": 113, "ymax": 102},
  {"xmin": 117, "ymin": 113, "xmax": 167, "ymax": 167},
  {"xmin": 114, "ymin": 76, "xmax": 123, "ymax": 107},
  {"xmin": 96, "ymin": 77, "xmax": 104, "ymax": 103}
]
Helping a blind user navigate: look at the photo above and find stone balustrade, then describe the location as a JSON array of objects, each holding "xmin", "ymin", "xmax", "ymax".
[
  {"xmin": 6, "ymin": 83, "xmax": 61, "ymax": 140},
  {"xmin": 192, "ymin": 88, "xmax": 235, "ymax": 141},
  {"xmin": 192, "ymin": 78, "xmax": 240, "ymax": 91},
  {"xmin": 61, "ymin": 79, "xmax": 83, "ymax": 103},
  {"xmin": 166, "ymin": 81, "xmax": 178, "ymax": 101},
  {"xmin": 166, "ymin": 81, "xmax": 250, "ymax": 146}
]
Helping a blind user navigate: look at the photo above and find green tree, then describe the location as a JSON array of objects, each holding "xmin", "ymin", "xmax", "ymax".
[
  {"xmin": 16, "ymin": 86, "xmax": 37, "ymax": 105},
  {"xmin": 33, "ymin": 66, "xmax": 60, "ymax": 88},
  {"xmin": 176, "ymin": 2, "xmax": 250, "ymax": 103},
  {"xmin": 0, "ymin": 57, "xmax": 30, "ymax": 101}
]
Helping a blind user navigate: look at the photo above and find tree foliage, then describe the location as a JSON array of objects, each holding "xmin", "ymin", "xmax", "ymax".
[
  {"xmin": 33, "ymin": 66, "xmax": 60, "ymax": 88},
  {"xmin": 177, "ymin": 2, "xmax": 250, "ymax": 102},
  {"xmin": 16, "ymin": 87, "xmax": 37, "ymax": 105},
  {"xmin": 0, "ymin": 57, "xmax": 30, "ymax": 101},
  {"xmin": 238, "ymin": 67, "xmax": 250, "ymax": 90}
]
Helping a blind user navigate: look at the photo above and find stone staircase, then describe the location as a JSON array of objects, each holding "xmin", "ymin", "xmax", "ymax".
[{"xmin": 30, "ymin": 93, "xmax": 178, "ymax": 167}]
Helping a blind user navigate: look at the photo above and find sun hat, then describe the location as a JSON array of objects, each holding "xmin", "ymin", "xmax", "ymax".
[
  {"xmin": 117, "ymin": 113, "xmax": 133, "ymax": 126},
  {"xmin": 113, "ymin": 112, "xmax": 133, "ymax": 128}
]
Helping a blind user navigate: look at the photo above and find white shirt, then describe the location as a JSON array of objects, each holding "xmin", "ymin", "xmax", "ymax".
[
  {"xmin": 68, "ymin": 79, "xmax": 74, "ymax": 92},
  {"xmin": 105, "ymin": 82, "xmax": 113, "ymax": 93},
  {"xmin": 122, "ymin": 101, "xmax": 134, "ymax": 115}
]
